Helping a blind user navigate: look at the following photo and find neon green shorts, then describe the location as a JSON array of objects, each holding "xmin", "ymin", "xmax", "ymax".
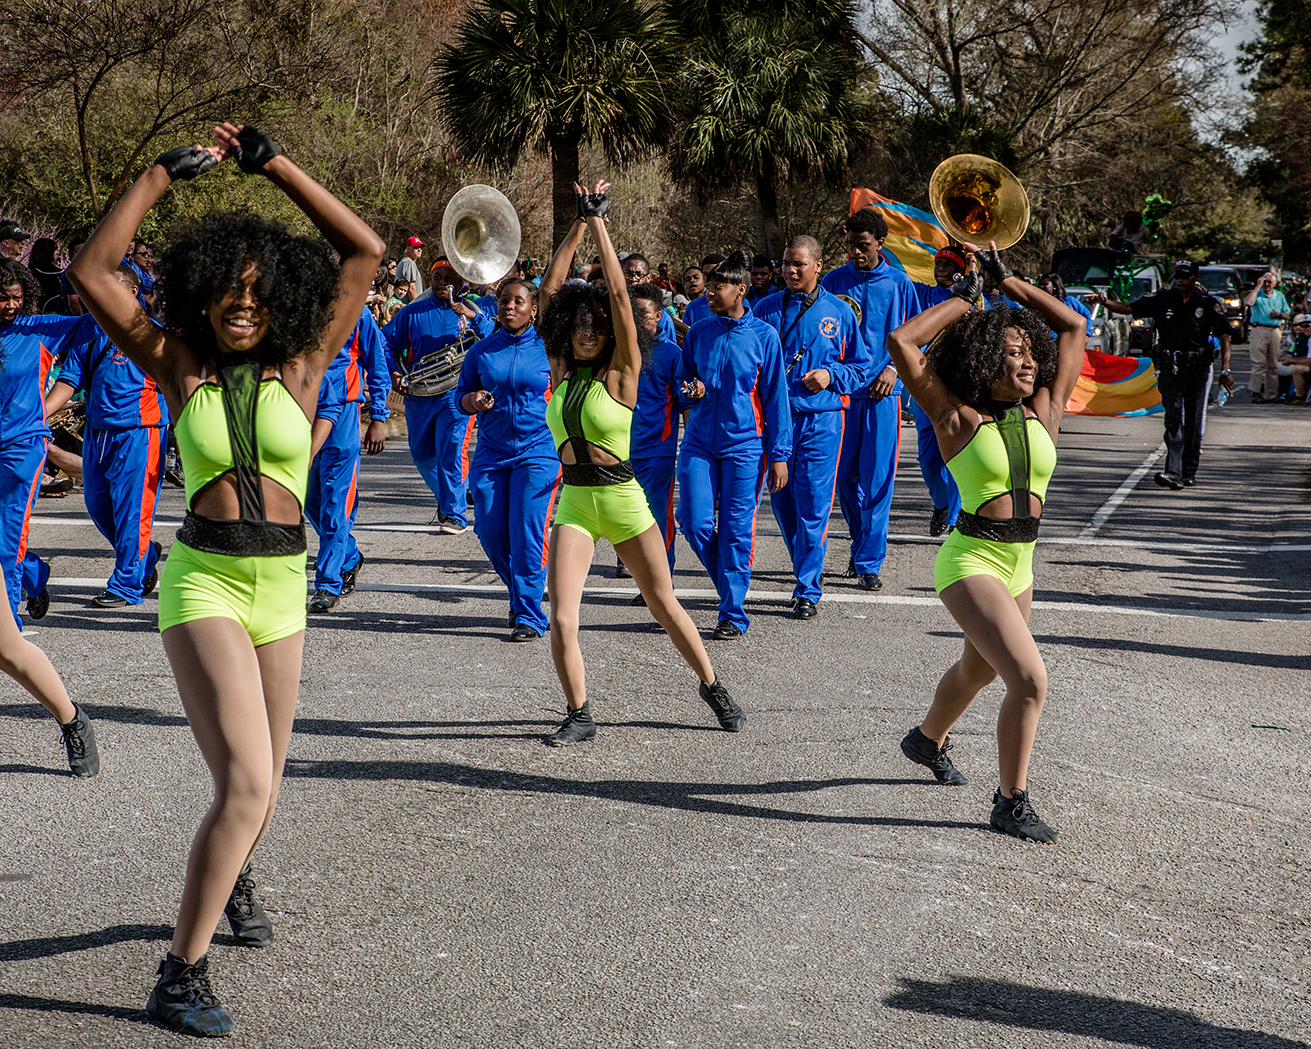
[
  {"xmin": 553, "ymin": 478, "xmax": 656, "ymax": 546},
  {"xmin": 933, "ymin": 530, "xmax": 1036, "ymax": 597},
  {"xmin": 158, "ymin": 541, "xmax": 308, "ymax": 646}
]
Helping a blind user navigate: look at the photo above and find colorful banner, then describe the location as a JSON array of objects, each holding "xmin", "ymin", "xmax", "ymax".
[
  {"xmin": 849, "ymin": 188, "xmax": 950, "ymax": 285},
  {"xmin": 1065, "ymin": 350, "xmax": 1163, "ymax": 416}
]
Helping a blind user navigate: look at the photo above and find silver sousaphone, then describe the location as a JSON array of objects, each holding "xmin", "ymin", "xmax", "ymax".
[{"xmin": 401, "ymin": 185, "xmax": 522, "ymax": 398}]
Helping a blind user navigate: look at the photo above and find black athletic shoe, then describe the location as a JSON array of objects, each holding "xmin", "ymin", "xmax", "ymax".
[
  {"xmin": 711, "ymin": 620, "xmax": 743, "ymax": 640},
  {"xmin": 341, "ymin": 553, "xmax": 364, "ymax": 595},
  {"xmin": 900, "ymin": 726, "xmax": 967, "ymax": 786},
  {"xmin": 307, "ymin": 589, "xmax": 340, "ymax": 613},
  {"xmin": 225, "ymin": 866, "xmax": 273, "ymax": 947},
  {"xmin": 630, "ymin": 593, "xmax": 647, "ymax": 607},
  {"xmin": 146, "ymin": 952, "xmax": 235, "ymax": 1037},
  {"xmin": 929, "ymin": 507, "xmax": 949, "ymax": 537},
  {"xmin": 27, "ymin": 588, "xmax": 50, "ymax": 620},
  {"xmin": 699, "ymin": 679, "xmax": 745, "ymax": 732},
  {"xmin": 844, "ymin": 556, "xmax": 857, "ymax": 578},
  {"xmin": 60, "ymin": 704, "xmax": 99, "ymax": 778},
  {"xmin": 548, "ymin": 702, "xmax": 596, "ymax": 746},
  {"xmin": 91, "ymin": 590, "xmax": 128, "ymax": 608},
  {"xmin": 990, "ymin": 788, "xmax": 1059, "ymax": 843},
  {"xmin": 509, "ymin": 624, "xmax": 540, "ymax": 642},
  {"xmin": 856, "ymin": 573, "xmax": 883, "ymax": 592},
  {"xmin": 141, "ymin": 542, "xmax": 162, "ymax": 598},
  {"xmin": 615, "ymin": 560, "xmax": 632, "ymax": 579},
  {"xmin": 791, "ymin": 597, "xmax": 817, "ymax": 620}
]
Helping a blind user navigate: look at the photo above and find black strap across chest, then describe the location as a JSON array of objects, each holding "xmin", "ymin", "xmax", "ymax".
[{"xmin": 781, "ymin": 287, "xmax": 822, "ymax": 374}]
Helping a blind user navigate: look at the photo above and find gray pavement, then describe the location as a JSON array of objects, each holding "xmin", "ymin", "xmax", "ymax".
[{"xmin": 2, "ymin": 366, "xmax": 1308, "ymax": 1048}]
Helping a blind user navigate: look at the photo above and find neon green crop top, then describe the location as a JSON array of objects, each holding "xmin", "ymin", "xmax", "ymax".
[
  {"xmin": 545, "ymin": 368, "xmax": 633, "ymax": 462},
  {"xmin": 947, "ymin": 413, "xmax": 1056, "ymax": 514},
  {"xmin": 176, "ymin": 364, "xmax": 311, "ymax": 513}
]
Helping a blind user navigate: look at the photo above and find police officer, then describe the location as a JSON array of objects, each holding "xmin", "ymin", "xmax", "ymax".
[{"xmin": 1096, "ymin": 260, "xmax": 1233, "ymax": 489}]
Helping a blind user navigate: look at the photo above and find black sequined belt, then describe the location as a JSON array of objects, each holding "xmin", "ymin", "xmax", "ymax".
[
  {"xmin": 954, "ymin": 512, "xmax": 1040, "ymax": 544},
  {"xmin": 177, "ymin": 511, "xmax": 307, "ymax": 557},
  {"xmin": 561, "ymin": 461, "xmax": 635, "ymax": 487}
]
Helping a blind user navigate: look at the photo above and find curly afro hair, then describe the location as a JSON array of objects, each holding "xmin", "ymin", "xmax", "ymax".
[
  {"xmin": 928, "ymin": 306, "xmax": 1058, "ymax": 407},
  {"xmin": 0, "ymin": 258, "xmax": 42, "ymax": 315},
  {"xmin": 155, "ymin": 212, "xmax": 340, "ymax": 364},
  {"xmin": 540, "ymin": 280, "xmax": 655, "ymax": 372}
]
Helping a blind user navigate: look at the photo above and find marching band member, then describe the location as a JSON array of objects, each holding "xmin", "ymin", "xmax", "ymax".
[
  {"xmin": 537, "ymin": 183, "xmax": 744, "ymax": 746},
  {"xmin": 755, "ymin": 235, "xmax": 868, "ymax": 619},
  {"xmin": 382, "ymin": 255, "xmax": 494, "ymax": 534},
  {"xmin": 305, "ymin": 306, "xmax": 390, "ymax": 612},
  {"xmin": 44, "ymin": 266, "xmax": 169, "ymax": 608},
  {"xmin": 682, "ymin": 253, "xmax": 727, "ymax": 327},
  {"xmin": 820, "ymin": 208, "xmax": 921, "ymax": 591},
  {"xmin": 454, "ymin": 279, "xmax": 559, "ymax": 641},
  {"xmin": 69, "ymin": 122, "xmax": 385, "ymax": 1036},
  {"xmin": 676, "ymin": 249, "xmax": 791, "ymax": 639}
]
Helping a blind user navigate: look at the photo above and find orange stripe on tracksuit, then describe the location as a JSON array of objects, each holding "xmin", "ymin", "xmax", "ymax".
[{"xmin": 137, "ymin": 432, "xmax": 162, "ymax": 557}]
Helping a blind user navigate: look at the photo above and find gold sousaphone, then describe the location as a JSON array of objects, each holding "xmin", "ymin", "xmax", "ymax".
[{"xmin": 928, "ymin": 154, "xmax": 1030, "ymax": 250}]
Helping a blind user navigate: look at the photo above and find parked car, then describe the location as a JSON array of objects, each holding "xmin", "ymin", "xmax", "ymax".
[
  {"xmin": 1050, "ymin": 249, "xmax": 1170, "ymax": 356},
  {"xmin": 1123, "ymin": 273, "xmax": 1162, "ymax": 355},
  {"xmin": 1198, "ymin": 265, "xmax": 1247, "ymax": 341},
  {"xmin": 1067, "ymin": 283, "xmax": 1130, "ymax": 355}
]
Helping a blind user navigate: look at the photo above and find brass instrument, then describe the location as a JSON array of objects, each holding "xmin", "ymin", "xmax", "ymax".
[
  {"xmin": 441, "ymin": 184, "xmax": 521, "ymax": 285},
  {"xmin": 928, "ymin": 154, "xmax": 1030, "ymax": 250},
  {"xmin": 400, "ymin": 329, "xmax": 480, "ymax": 398},
  {"xmin": 835, "ymin": 293, "xmax": 862, "ymax": 325}
]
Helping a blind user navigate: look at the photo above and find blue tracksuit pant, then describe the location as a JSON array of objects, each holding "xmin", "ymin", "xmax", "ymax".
[
  {"xmin": 407, "ymin": 391, "xmax": 474, "ymax": 526},
  {"xmin": 908, "ymin": 396, "xmax": 960, "ymax": 525},
  {"xmin": 83, "ymin": 426, "xmax": 166, "ymax": 603},
  {"xmin": 678, "ymin": 448, "xmax": 767, "ymax": 632},
  {"xmin": 2, "ymin": 436, "xmax": 48, "ymax": 628},
  {"xmin": 770, "ymin": 411, "xmax": 844, "ymax": 602},
  {"xmin": 307, "ymin": 404, "xmax": 362, "ymax": 595},
  {"xmin": 472, "ymin": 454, "xmax": 560, "ymax": 635},
  {"xmin": 837, "ymin": 394, "xmax": 901, "ymax": 575},
  {"xmin": 632, "ymin": 456, "xmax": 677, "ymax": 573}
]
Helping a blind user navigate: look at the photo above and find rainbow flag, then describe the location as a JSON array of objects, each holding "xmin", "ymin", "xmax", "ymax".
[
  {"xmin": 1065, "ymin": 350, "xmax": 1162, "ymax": 416},
  {"xmin": 849, "ymin": 188, "xmax": 949, "ymax": 285}
]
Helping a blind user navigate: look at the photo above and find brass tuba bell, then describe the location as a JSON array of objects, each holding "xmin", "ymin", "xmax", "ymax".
[
  {"xmin": 928, "ymin": 154, "xmax": 1030, "ymax": 250},
  {"xmin": 441, "ymin": 184, "xmax": 522, "ymax": 285}
]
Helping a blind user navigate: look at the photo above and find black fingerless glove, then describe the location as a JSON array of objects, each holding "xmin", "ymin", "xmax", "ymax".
[
  {"xmin": 974, "ymin": 247, "xmax": 1012, "ymax": 287},
  {"xmin": 154, "ymin": 146, "xmax": 217, "ymax": 182},
  {"xmin": 233, "ymin": 126, "xmax": 281, "ymax": 174},
  {"xmin": 950, "ymin": 272, "xmax": 984, "ymax": 303},
  {"xmin": 576, "ymin": 191, "xmax": 609, "ymax": 220}
]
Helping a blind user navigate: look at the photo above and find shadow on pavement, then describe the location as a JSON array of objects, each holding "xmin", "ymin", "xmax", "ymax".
[
  {"xmin": 0, "ymin": 763, "xmax": 66, "ymax": 776},
  {"xmin": 0, "ymin": 923, "xmax": 171, "ymax": 962},
  {"xmin": 883, "ymin": 975, "xmax": 1310, "ymax": 1049},
  {"xmin": 0, "ymin": 993, "xmax": 144, "ymax": 1023},
  {"xmin": 283, "ymin": 759, "xmax": 971, "ymax": 829}
]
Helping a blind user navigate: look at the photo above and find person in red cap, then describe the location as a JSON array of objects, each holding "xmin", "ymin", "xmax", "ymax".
[{"xmin": 396, "ymin": 235, "xmax": 425, "ymax": 294}]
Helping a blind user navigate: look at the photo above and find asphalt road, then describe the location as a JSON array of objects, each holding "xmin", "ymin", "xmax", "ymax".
[{"xmin": 2, "ymin": 360, "xmax": 1308, "ymax": 1049}]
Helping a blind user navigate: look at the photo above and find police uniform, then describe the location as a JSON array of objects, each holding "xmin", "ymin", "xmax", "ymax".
[
  {"xmin": 754, "ymin": 287, "xmax": 866, "ymax": 605},
  {"xmin": 382, "ymin": 297, "xmax": 495, "ymax": 527},
  {"xmin": 1129, "ymin": 286, "xmax": 1230, "ymax": 482},
  {"xmin": 307, "ymin": 308, "xmax": 392, "ymax": 597},
  {"xmin": 675, "ymin": 313, "xmax": 791, "ymax": 633},
  {"xmin": 54, "ymin": 316, "xmax": 169, "ymax": 604},
  {"xmin": 820, "ymin": 258, "xmax": 921, "ymax": 579}
]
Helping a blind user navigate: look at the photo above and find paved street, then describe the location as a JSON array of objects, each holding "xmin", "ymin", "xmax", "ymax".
[{"xmin": 2, "ymin": 373, "xmax": 1308, "ymax": 1048}]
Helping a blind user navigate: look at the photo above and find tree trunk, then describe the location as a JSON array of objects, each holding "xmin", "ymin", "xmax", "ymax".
[
  {"xmin": 549, "ymin": 132, "xmax": 581, "ymax": 252},
  {"xmin": 756, "ymin": 158, "xmax": 783, "ymax": 261}
]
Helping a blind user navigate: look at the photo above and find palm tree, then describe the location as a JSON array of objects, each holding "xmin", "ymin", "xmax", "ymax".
[
  {"xmin": 436, "ymin": 0, "xmax": 674, "ymax": 248},
  {"xmin": 665, "ymin": 0, "xmax": 870, "ymax": 259}
]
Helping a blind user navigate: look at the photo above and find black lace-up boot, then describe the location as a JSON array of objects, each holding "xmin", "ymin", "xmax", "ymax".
[
  {"xmin": 699, "ymin": 679, "xmax": 745, "ymax": 732},
  {"xmin": 59, "ymin": 704, "xmax": 99, "ymax": 778},
  {"xmin": 145, "ymin": 952, "xmax": 235, "ymax": 1037},
  {"xmin": 990, "ymin": 788, "xmax": 1059, "ymax": 843},
  {"xmin": 224, "ymin": 865, "xmax": 273, "ymax": 947},
  {"xmin": 548, "ymin": 702, "xmax": 596, "ymax": 746},
  {"xmin": 900, "ymin": 726, "xmax": 967, "ymax": 786}
]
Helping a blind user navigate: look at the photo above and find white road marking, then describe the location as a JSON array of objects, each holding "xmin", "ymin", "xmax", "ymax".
[
  {"xmin": 1080, "ymin": 442, "xmax": 1165, "ymax": 539},
  {"xmin": 45, "ymin": 577, "xmax": 1306, "ymax": 623}
]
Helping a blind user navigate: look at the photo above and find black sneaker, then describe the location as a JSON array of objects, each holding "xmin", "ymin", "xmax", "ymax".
[
  {"xmin": 27, "ymin": 588, "xmax": 50, "ymax": 620},
  {"xmin": 91, "ymin": 590, "xmax": 128, "ymax": 608},
  {"xmin": 146, "ymin": 952, "xmax": 235, "ymax": 1037},
  {"xmin": 615, "ymin": 560, "xmax": 632, "ymax": 579},
  {"xmin": 990, "ymin": 788, "xmax": 1059, "ymax": 843},
  {"xmin": 791, "ymin": 597, "xmax": 817, "ymax": 620},
  {"xmin": 60, "ymin": 705, "xmax": 99, "ymax": 778},
  {"xmin": 307, "ymin": 589, "xmax": 340, "ymax": 613},
  {"xmin": 929, "ymin": 507, "xmax": 949, "ymax": 537},
  {"xmin": 341, "ymin": 553, "xmax": 364, "ymax": 595},
  {"xmin": 225, "ymin": 865, "xmax": 273, "ymax": 947},
  {"xmin": 900, "ymin": 726, "xmax": 967, "ymax": 786},
  {"xmin": 856, "ymin": 572, "xmax": 883, "ymax": 592},
  {"xmin": 844, "ymin": 556, "xmax": 857, "ymax": 578},
  {"xmin": 699, "ymin": 679, "xmax": 745, "ymax": 732},
  {"xmin": 711, "ymin": 620, "xmax": 742, "ymax": 640},
  {"xmin": 141, "ymin": 542, "xmax": 162, "ymax": 598},
  {"xmin": 548, "ymin": 702, "xmax": 596, "ymax": 746}
]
